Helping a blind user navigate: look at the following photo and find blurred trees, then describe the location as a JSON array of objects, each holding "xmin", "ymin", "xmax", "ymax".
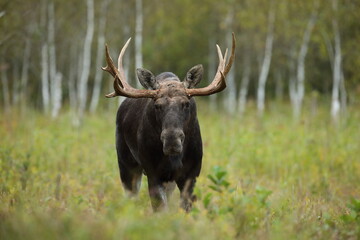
[{"xmin": 0, "ymin": 0, "xmax": 359, "ymax": 119}]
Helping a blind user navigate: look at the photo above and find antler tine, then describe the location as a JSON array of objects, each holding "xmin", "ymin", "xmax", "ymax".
[
  {"xmin": 102, "ymin": 44, "xmax": 123, "ymax": 98},
  {"xmin": 216, "ymin": 45, "xmax": 225, "ymax": 72},
  {"xmin": 117, "ymin": 38, "xmax": 131, "ymax": 84},
  {"xmin": 102, "ymin": 45, "xmax": 117, "ymax": 79},
  {"xmin": 224, "ymin": 33, "xmax": 236, "ymax": 75}
]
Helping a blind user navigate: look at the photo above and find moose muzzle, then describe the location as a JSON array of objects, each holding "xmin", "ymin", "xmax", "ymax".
[{"xmin": 160, "ymin": 129, "xmax": 185, "ymax": 156}]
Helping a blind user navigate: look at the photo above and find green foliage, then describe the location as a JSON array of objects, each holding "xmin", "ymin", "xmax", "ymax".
[
  {"xmin": 207, "ymin": 166, "xmax": 231, "ymax": 192},
  {"xmin": 1, "ymin": 103, "xmax": 360, "ymax": 239}
]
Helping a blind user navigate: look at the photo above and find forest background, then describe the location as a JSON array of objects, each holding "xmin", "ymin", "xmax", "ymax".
[{"xmin": 1, "ymin": 0, "xmax": 359, "ymax": 118}]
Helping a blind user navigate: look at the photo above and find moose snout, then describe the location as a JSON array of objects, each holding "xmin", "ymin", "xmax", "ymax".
[{"xmin": 161, "ymin": 129, "xmax": 185, "ymax": 156}]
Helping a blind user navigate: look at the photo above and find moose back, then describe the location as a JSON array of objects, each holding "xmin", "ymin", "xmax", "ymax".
[{"xmin": 102, "ymin": 34, "xmax": 235, "ymax": 211}]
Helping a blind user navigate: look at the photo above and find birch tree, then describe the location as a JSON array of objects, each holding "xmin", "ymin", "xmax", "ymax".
[
  {"xmin": 223, "ymin": 11, "xmax": 236, "ymax": 114},
  {"xmin": 256, "ymin": 5, "xmax": 275, "ymax": 116},
  {"xmin": 41, "ymin": 0, "xmax": 50, "ymax": 113},
  {"xmin": 89, "ymin": 0, "xmax": 110, "ymax": 113},
  {"xmin": 330, "ymin": 0, "xmax": 345, "ymax": 121},
  {"xmin": 208, "ymin": 36, "xmax": 217, "ymax": 110},
  {"xmin": 48, "ymin": 1, "xmax": 62, "ymax": 118},
  {"xmin": 78, "ymin": 0, "xmax": 94, "ymax": 118},
  {"xmin": 135, "ymin": 0, "xmax": 143, "ymax": 88},
  {"xmin": 290, "ymin": 5, "xmax": 317, "ymax": 119}
]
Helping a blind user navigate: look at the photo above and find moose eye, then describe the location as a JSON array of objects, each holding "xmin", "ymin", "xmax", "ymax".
[
  {"xmin": 182, "ymin": 102, "xmax": 190, "ymax": 109},
  {"xmin": 155, "ymin": 103, "xmax": 163, "ymax": 111}
]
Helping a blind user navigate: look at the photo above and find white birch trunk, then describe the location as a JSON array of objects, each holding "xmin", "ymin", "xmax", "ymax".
[
  {"xmin": 222, "ymin": 10, "xmax": 236, "ymax": 113},
  {"xmin": 291, "ymin": 7, "xmax": 317, "ymax": 119},
  {"xmin": 40, "ymin": 0, "xmax": 50, "ymax": 113},
  {"xmin": 135, "ymin": 0, "xmax": 143, "ymax": 88},
  {"xmin": 47, "ymin": 1, "xmax": 62, "ymax": 118},
  {"xmin": 90, "ymin": 0, "xmax": 109, "ymax": 113},
  {"xmin": 41, "ymin": 43, "xmax": 50, "ymax": 113},
  {"xmin": 208, "ymin": 36, "xmax": 217, "ymax": 110},
  {"xmin": 78, "ymin": 0, "xmax": 94, "ymax": 117},
  {"xmin": 51, "ymin": 73, "xmax": 62, "ymax": 118},
  {"xmin": 294, "ymin": 13, "xmax": 316, "ymax": 119},
  {"xmin": 331, "ymin": 0, "xmax": 344, "ymax": 121},
  {"xmin": 68, "ymin": 46, "xmax": 77, "ymax": 111},
  {"xmin": 257, "ymin": 8, "xmax": 275, "ymax": 116},
  {"xmin": 238, "ymin": 55, "xmax": 251, "ymax": 115}
]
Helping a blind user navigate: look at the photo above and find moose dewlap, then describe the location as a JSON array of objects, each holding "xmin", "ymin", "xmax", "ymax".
[{"xmin": 102, "ymin": 34, "xmax": 235, "ymax": 212}]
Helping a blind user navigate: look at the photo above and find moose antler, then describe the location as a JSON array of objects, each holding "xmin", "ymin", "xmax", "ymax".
[
  {"xmin": 186, "ymin": 33, "xmax": 236, "ymax": 97},
  {"xmin": 102, "ymin": 38, "xmax": 158, "ymax": 98}
]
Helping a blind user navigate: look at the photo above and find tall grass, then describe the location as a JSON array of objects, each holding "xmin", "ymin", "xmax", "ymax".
[{"xmin": 1, "ymin": 103, "xmax": 359, "ymax": 239}]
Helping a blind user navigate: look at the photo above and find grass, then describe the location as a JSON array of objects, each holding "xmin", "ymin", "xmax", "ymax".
[{"xmin": 0, "ymin": 102, "xmax": 359, "ymax": 239}]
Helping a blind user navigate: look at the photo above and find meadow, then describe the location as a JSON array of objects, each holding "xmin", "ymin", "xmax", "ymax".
[{"xmin": 1, "ymin": 101, "xmax": 359, "ymax": 240}]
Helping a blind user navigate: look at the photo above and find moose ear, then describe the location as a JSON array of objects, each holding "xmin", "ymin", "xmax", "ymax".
[
  {"xmin": 183, "ymin": 64, "xmax": 203, "ymax": 89},
  {"xmin": 136, "ymin": 68, "xmax": 159, "ymax": 90}
]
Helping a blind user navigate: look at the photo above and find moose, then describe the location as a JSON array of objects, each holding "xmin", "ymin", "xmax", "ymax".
[{"xmin": 102, "ymin": 34, "xmax": 235, "ymax": 211}]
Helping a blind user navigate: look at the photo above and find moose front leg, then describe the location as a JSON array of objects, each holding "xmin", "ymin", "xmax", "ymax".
[
  {"xmin": 147, "ymin": 179, "xmax": 168, "ymax": 211},
  {"xmin": 176, "ymin": 178, "xmax": 197, "ymax": 212}
]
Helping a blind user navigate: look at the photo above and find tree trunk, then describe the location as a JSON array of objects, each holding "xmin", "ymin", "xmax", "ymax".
[
  {"xmin": 51, "ymin": 73, "xmax": 62, "ymax": 118},
  {"xmin": 256, "ymin": 7, "xmax": 275, "ymax": 116},
  {"xmin": 208, "ymin": 36, "xmax": 217, "ymax": 110},
  {"xmin": 135, "ymin": 0, "xmax": 143, "ymax": 88},
  {"xmin": 223, "ymin": 16, "xmax": 236, "ymax": 114},
  {"xmin": 68, "ymin": 45, "xmax": 78, "ymax": 112},
  {"xmin": 41, "ymin": 42, "xmax": 50, "ymax": 113},
  {"xmin": 90, "ymin": 0, "xmax": 109, "ymax": 113},
  {"xmin": 292, "ymin": 6, "xmax": 317, "ymax": 119},
  {"xmin": 238, "ymin": 54, "xmax": 251, "ymax": 115},
  {"xmin": 119, "ymin": 22, "xmax": 130, "ymax": 107},
  {"xmin": 331, "ymin": 0, "xmax": 345, "ymax": 122},
  {"xmin": 40, "ymin": 0, "xmax": 50, "ymax": 113},
  {"xmin": 47, "ymin": 1, "xmax": 62, "ymax": 118},
  {"xmin": 78, "ymin": 0, "xmax": 94, "ymax": 118}
]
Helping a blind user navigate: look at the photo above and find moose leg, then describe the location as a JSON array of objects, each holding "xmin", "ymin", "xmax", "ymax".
[
  {"xmin": 176, "ymin": 178, "xmax": 197, "ymax": 212},
  {"xmin": 116, "ymin": 134, "xmax": 142, "ymax": 196},
  {"xmin": 118, "ymin": 163, "xmax": 142, "ymax": 196},
  {"xmin": 147, "ymin": 179, "xmax": 168, "ymax": 211},
  {"xmin": 163, "ymin": 181, "xmax": 176, "ymax": 200}
]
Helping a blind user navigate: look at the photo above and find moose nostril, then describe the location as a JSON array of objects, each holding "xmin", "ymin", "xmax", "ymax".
[{"xmin": 179, "ymin": 132, "xmax": 185, "ymax": 142}]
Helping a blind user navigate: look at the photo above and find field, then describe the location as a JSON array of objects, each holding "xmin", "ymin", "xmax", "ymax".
[{"xmin": 1, "ymin": 102, "xmax": 360, "ymax": 240}]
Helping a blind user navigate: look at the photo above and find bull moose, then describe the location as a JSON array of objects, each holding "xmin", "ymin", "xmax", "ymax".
[{"xmin": 102, "ymin": 34, "xmax": 235, "ymax": 211}]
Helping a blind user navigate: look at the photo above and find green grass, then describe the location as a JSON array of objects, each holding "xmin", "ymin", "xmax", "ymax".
[{"xmin": 1, "ymin": 103, "xmax": 359, "ymax": 240}]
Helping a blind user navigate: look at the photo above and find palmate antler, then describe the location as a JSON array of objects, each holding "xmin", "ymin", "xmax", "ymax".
[
  {"xmin": 185, "ymin": 33, "xmax": 236, "ymax": 97},
  {"xmin": 102, "ymin": 38, "xmax": 158, "ymax": 98},
  {"xmin": 102, "ymin": 33, "xmax": 236, "ymax": 98}
]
